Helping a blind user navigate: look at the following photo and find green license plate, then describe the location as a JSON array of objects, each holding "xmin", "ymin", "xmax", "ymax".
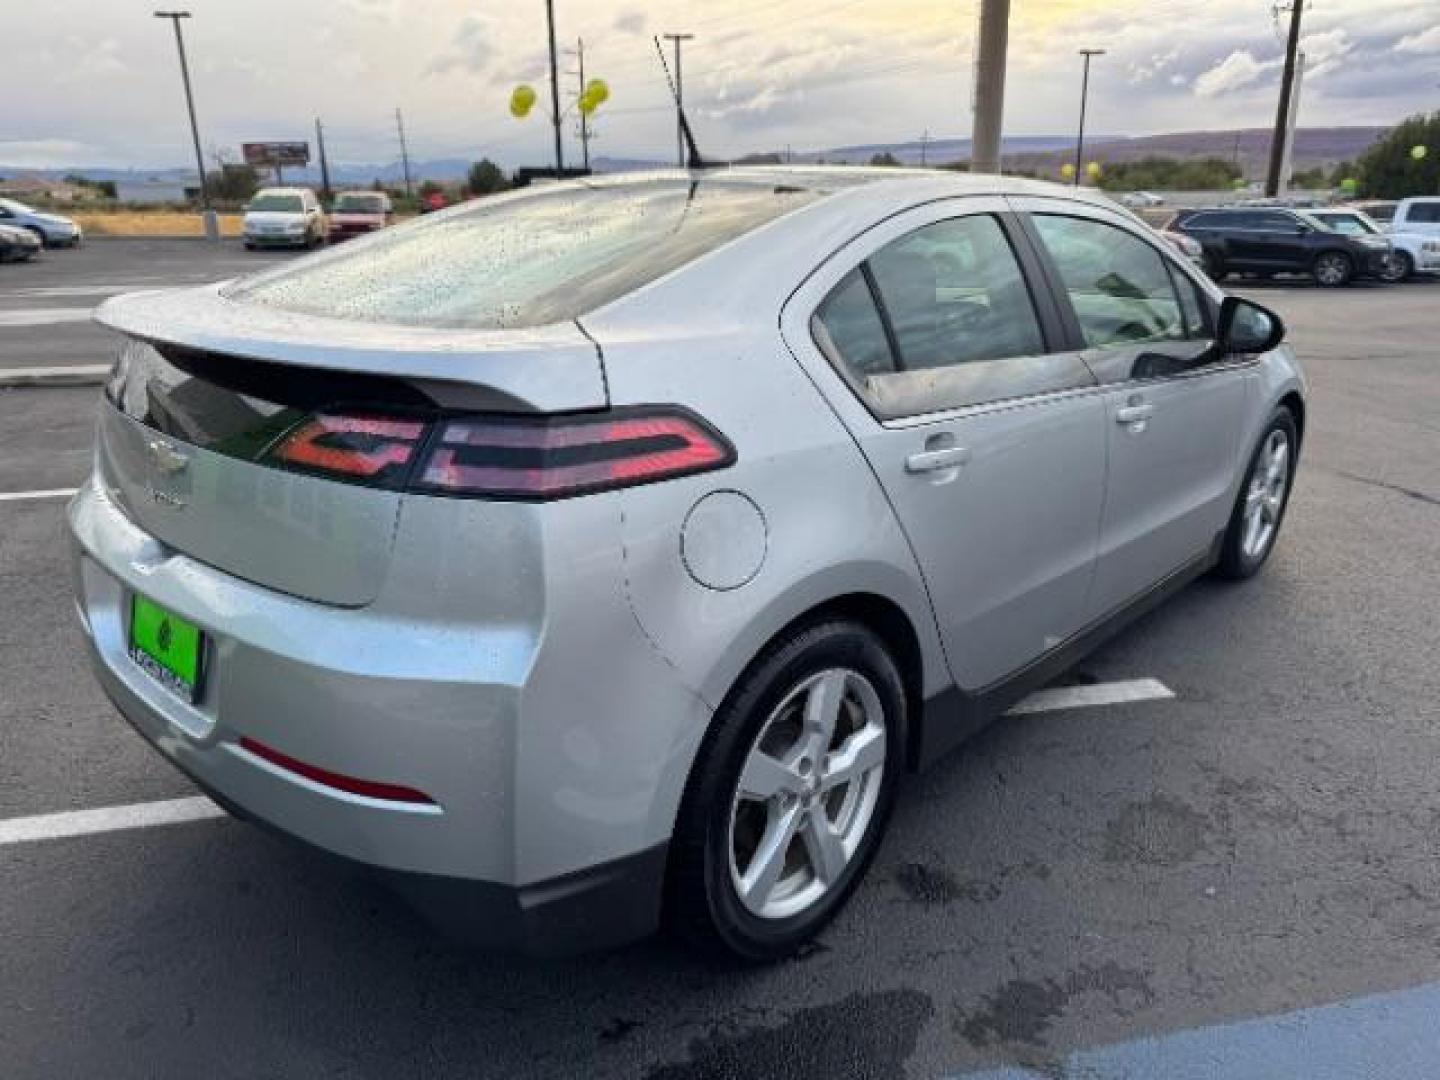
[{"xmin": 128, "ymin": 595, "xmax": 204, "ymax": 703}]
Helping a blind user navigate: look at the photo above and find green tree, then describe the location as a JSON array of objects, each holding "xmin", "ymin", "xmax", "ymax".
[
  {"xmin": 1355, "ymin": 112, "xmax": 1440, "ymax": 198},
  {"xmin": 211, "ymin": 164, "xmax": 260, "ymax": 203},
  {"xmin": 466, "ymin": 159, "xmax": 509, "ymax": 196},
  {"xmin": 1094, "ymin": 156, "xmax": 1240, "ymax": 192},
  {"xmin": 869, "ymin": 152, "xmax": 901, "ymax": 167}
]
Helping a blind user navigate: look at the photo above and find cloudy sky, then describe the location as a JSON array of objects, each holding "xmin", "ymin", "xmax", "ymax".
[{"xmin": 4, "ymin": 0, "xmax": 1438, "ymax": 170}]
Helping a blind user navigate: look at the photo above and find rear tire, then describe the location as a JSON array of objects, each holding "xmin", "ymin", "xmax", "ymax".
[
  {"xmin": 1313, "ymin": 251, "xmax": 1353, "ymax": 288},
  {"xmin": 667, "ymin": 619, "xmax": 906, "ymax": 962},
  {"xmin": 1216, "ymin": 408, "xmax": 1298, "ymax": 580}
]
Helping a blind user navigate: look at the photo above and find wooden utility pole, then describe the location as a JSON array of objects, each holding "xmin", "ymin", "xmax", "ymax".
[{"xmin": 1265, "ymin": 0, "xmax": 1305, "ymax": 197}]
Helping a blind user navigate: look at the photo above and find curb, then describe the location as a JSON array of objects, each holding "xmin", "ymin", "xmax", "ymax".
[{"xmin": 0, "ymin": 365, "xmax": 109, "ymax": 388}]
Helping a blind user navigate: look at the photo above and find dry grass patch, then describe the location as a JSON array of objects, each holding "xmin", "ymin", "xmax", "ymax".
[{"xmin": 72, "ymin": 211, "xmax": 246, "ymax": 238}]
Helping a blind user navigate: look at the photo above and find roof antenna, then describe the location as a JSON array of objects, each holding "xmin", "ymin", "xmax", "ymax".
[{"xmin": 653, "ymin": 35, "xmax": 711, "ymax": 169}]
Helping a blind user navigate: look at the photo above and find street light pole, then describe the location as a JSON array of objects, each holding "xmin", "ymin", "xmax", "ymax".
[
  {"xmin": 153, "ymin": 10, "xmax": 216, "ymax": 238},
  {"xmin": 1074, "ymin": 48, "xmax": 1105, "ymax": 187}
]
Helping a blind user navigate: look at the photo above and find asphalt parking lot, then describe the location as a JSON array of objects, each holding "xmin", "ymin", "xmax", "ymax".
[{"xmin": 2, "ymin": 241, "xmax": 1439, "ymax": 1078}]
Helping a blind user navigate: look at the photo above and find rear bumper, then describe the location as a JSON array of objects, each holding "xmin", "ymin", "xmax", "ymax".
[{"xmin": 68, "ymin": 475, "xmax": 711, "ymax": 953}]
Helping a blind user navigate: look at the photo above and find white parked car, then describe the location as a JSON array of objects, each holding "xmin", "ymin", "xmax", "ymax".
[
  {"xmin": 242, "ymin": 187, "xmax": 326, "ymax": 250},
  {"xmin": 0, "ymin": 197, "xmax": 82, "ymax": 247},
  {"xmin": 1310, "ymin": 207, "xmax": 1438, "ymax": 282},
  {"xmin": 1121, "ymin": 191, "xmax": 1166, "ymax": 208},
  {"xmin": 1382, "ymin": 198, "xmax": 1440, "ymax": 279}
]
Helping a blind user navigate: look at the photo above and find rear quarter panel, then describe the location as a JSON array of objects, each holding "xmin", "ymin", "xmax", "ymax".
[{"xmin": 587, "ymin": 322, "xmax": 949, "ymax": 714}]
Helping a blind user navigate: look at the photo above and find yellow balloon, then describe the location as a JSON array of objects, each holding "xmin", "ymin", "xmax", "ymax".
[
  {"xmin": 578, "ymin": 91, "xmax": 598, "ymax": 117},
  {"xmin": 585, "ymin": 78, "xmax": 610, "ymax": 106},
  {"xmin": 510, "ymin": 84, "xmax": 537, "ymax": 119},
  {"xmin": 1412, "ymin": 144, "xmax": 1429, "ymax": 161},
  {"xmin": 1086, "ymin": 161, "xmax": 1102, "ymax": 177},
  {"xmin": 1060, "ymin": 163, "xmax": 1076, "ymax": 179}
]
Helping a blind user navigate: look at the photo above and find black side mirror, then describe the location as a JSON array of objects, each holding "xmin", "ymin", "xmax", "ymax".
[{"xmin": 1218, "ymin": 296, "xmax": 1285, "ymax": 355}]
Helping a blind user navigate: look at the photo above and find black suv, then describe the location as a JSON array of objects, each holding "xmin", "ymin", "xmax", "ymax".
[{"xmin": 1168, "ymin": 207, "xmax": 1394, "ymax": 287}]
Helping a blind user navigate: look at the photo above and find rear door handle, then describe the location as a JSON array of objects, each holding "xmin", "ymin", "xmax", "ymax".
[
  {"xmin": 1115, "ymin": 403, "xmax": 1153, "ymax": 425},
  {"xmin": 905, "ymin": 446, "xmax": 971, "ymax": 473}
]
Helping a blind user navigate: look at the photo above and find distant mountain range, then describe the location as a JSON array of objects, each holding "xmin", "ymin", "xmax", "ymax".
[
  {"xmin": 0, "ymin": 127, "xmax": 1389, "ymax": 193},
  {"xmin": 1001, "ymin": 126, "xmax": 1387, "ymax": 178}
]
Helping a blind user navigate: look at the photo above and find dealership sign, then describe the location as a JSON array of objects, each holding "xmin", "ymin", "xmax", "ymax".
[{"xmin": 242, "ymin": 142, "xmax": 310, "ymax": 167}]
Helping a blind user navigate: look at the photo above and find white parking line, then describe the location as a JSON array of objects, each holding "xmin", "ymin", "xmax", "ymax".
[
  {"xmin": 0, "ymin": 308, "xmax": 94, "ymax": 327},
  {"xmin": 1007, "ymin": 677, "xmax": 1175, "ymax": 716},
  {"xmin": 0, "ymin": 677, "xmax": 1172, "ymax": 849},
  {"xmin": 0, "ymin": 797, "xmax": 225, "ymax": 847},
  {"xmin": 0, "ymin": 488, "xmax": 79, "ymax": 502},
  {"xmin": 0, "ymin": 283, "xmax": 156, "ymax": 299},
  {"xmin": 0, "ymin": 364, "xmax": 109, "ymax": 385}
]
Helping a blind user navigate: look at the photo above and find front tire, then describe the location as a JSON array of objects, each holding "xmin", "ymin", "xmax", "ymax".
[
  {"xmin": 1384, "ymin": 251, "xmax": 1414, "ymax": 283},
  {"xmin": 1217, "ymin": 408, "xmax": 1298, "ymax": 580},
  {"xmin": 667, "ymin": 619, "xmax": 906, "ymax": 961},
  {"xmin": 1313, "ymin": 251, "xmax": 1354, "ymax": 288}
]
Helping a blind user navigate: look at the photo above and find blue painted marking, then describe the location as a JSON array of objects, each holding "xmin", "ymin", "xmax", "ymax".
[{"xmin": 954, "ymin": 981, "xmax": 1440, "ymax": 1079}]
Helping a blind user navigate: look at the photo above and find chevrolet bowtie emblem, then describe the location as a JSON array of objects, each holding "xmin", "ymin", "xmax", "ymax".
[{"xmin": 146, "ymin": 439, "xmax": 190, "ymax": 475}]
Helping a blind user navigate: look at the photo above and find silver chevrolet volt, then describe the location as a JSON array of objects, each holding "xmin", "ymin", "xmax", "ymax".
[{"xmin": 70, "ymin": 168, "xmax": 1304, "ymax": 959}]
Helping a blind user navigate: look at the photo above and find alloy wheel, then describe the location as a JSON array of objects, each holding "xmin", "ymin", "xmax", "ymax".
[
  {"xmin": 1314, "ymin": 253, "xmax": 1350, "ymax": 287},
  {"xmin": 727, "ymin": 668, "xmax": 887, "ymax": 920},
  {"xmin": 1242, "ymin": 428, "xmax": 1290, "ymax": 559}
]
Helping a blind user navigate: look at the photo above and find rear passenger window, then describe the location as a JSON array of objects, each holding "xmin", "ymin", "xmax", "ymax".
[
  {"xmin": 1251, "ymin": 212, "xmax": 1295, "ymax": 232},
  {"xmin": 1032, "ymin": 215, "xmax": 1188, "ymax": 348},
  {"xmin": 866, "ymin": 216, "xmax": 1046, "ymax": 370},
  {"xmin": 813, "ymin": 270, "xmax": 896, "ymax": 378},
  {"xmin": 812, "ymin": 213, "xmax": 1097, "ymax": 420},
  {"xmin": 1410, "ymin": 203, "xmax": 1440, "ymax": 224}
]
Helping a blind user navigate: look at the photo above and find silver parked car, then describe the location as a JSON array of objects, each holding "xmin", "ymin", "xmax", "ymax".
[
  {"xmin": 71, "ymin": 169, "xmax": 1304, "ymax": 959},
  {"xmin": 0, "ymin": 197, "xmax": 82, "ymax": 247}
]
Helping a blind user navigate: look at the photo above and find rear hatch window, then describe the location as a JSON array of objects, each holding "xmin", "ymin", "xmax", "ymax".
[
  {"xmin": 99, "ymin": 340, "xmax": 421, "ymax": 606},
  {"xmin": 223, "ymin": 177, "xmax": 826, "ymax": 329}
]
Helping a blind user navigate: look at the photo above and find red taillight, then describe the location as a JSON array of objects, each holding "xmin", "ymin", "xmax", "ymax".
[
  {"xmin": 413, "ymin": 408, "xmax": 733, "ymax": 500},
  {"xmin": 239, "ymin": 737, "xmax": 437, "ymax": 806},
  {"xmin": 268, "ymin": 414, "xmax": 426, "ymax": 486},
  {"xmin": 259, "ymin": 407, "xmax": 731, "ymax": 499}
]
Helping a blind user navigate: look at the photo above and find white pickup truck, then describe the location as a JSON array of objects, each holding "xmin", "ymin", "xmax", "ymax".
[{"xmin": 1388, "ymin": 197, "xmax": 1440, "ymax": 278}]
